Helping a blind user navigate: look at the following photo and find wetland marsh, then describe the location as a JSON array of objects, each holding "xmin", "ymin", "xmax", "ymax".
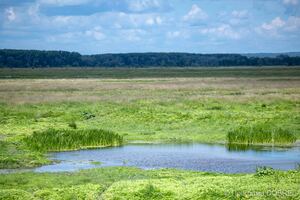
[{"xmin": 0, "ymin": 67, "xmax": 300, "ymax": 199}]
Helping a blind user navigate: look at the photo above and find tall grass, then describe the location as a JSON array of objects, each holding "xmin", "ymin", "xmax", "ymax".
[
  {"xmin": 227, "ymin": 123, "xmax": 296, "ymax": 145},
  {"xmin": 24, "ymin": 129, "xmax": 123, "ymax": 151}
]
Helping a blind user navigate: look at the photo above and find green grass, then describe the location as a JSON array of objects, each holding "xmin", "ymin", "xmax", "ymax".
[
  {"xmin": 0, "ymin": 184, "xmax": 101, "ymax": 200},
  {"xmin": 227, "ymin": 123, "xmax": 297, "ymax": 145},
  {"xmin": 0, "ymin": 167, "xmax": 299, "ymax": 199},
  {"xmin": 0, "ymin": 70, "xmax": 299, "ymax": 199},
  {"xmin": 23, "ymin": 128, "xmax": 123, "ymax": 152},
  {"xmin": 0, "ymin": 67, "xmax": 299, "ymax": 79},
  {"xmin": 0, "ymin": 98, "xmax": 299, "ymax": 168},
  {"xmin": 0, "ymin": 141, "xmax": 49, "ymax": 169}
]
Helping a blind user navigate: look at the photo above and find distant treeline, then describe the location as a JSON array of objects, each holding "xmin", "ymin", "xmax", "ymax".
[{"xmin": 1, "ymin": 49, "xmax": 300, "ymax": 67}]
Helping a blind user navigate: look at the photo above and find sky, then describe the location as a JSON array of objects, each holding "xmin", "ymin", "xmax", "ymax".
[{"xmin": 0, "ymin": 0, "xmax": 300, "ymax": 54}]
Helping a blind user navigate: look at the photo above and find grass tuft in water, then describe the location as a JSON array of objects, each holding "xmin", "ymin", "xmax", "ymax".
[
  {"xmin": 227, "ymin": 123, "xmax": 296, "ymax": 145},
  {"xmin": 90, "ymin": 161, "xmax": 102, "ymax": 165},
  {"xmin": 23, "ymin": 128, "xmax": 123, "ymax": 152}
]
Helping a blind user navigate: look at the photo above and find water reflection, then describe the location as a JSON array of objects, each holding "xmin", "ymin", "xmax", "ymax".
[
  {"xmin": 226, "ymin": 143, "xmax": 294, "ymax": 152},
  {"xmin": 34, "ymin": 143, "xmax": 300, "ymax": 173},
  {"xmin": 1, "ymin": 143, "xmax": 299, "ymax": 174}
]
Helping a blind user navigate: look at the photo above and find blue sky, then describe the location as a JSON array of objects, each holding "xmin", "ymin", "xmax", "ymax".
[{"xmin": 1, "ymin": 0, "xmax": 300, "ymax": 54}]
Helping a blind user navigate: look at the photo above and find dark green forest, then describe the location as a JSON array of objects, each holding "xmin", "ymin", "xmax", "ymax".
[{"xmin": 1, "ymin": 49, "xmax": 300, "ymax": 67}]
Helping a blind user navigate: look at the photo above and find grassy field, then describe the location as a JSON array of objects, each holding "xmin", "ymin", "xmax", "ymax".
[
  {"xmin": 0, "ymin": 67, "xmax": 300, "ymax": 78},
  {"xmin": 0, "ymin": 68, "xmax": 300, "ymax": 168},
  {"xmin": 1, "ymin": 167, "xmax": 300, "ymax": 199},
  {"xmin": 0, "ymin": 67, "xmax": 299, "ymax": 199}
]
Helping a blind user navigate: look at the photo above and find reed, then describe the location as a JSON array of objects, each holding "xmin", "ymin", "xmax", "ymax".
[
  {"xmin": 24, "ymin": 128, "xmax": 123, "ymax": 151},
  {"xmin": 227, "ymin": 123, "xmax": 296, "ymax": 145}
]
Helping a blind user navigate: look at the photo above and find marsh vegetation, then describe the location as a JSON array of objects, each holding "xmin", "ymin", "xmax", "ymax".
[
  {"xmin": 23, "ymin": 129, "xmax": 123, "ymax": 152},
  {"xmin": 0, "ymin": 67, "xmax": 299, "ymax": 199},
  {"xmin": 1, "ymin": 167, "xmax": 299, "ymax": 199},
  {"xmin": 227, "ymin": 123, "xmax": 297, "ymax": 145},
  {"xmin": 0, "ymin": 69, "xmax": 299, "ymax": 169}
]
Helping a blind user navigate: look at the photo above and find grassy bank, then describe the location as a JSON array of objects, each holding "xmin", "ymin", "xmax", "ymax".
[
  {"xmin": 0, "ymin": 141, "xmax": 49, "ymax": 169},
  {"xmin": 0, "ymin": 167, "xmax": 299, "ymax": 199}
]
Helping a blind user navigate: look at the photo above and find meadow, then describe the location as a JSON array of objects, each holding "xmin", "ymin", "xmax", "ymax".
[
  {"xmin": 0, "ymin": 67, "xmax": 300, "ymax": 199},
  {"xmin": 1, "ymin": 167, "xmax": 299, "ymax": 199},
  {"xmin": 1, "ymin": 67, "xmax": 299, "ymax": 79}
]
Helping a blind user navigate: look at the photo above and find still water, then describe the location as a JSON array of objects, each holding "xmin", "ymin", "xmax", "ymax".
[{"xmin": 34, "ymin": 143, "xmax": 300, "ymax": 173}]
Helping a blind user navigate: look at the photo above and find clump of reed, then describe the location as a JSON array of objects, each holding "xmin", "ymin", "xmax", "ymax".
[
  {"xmin": 227, "ymin": 123, "xmax": 296, "ymax": 145},
  {"xmin": 24, "ymin": 128, "xmax": 123, "ymax": 152}
]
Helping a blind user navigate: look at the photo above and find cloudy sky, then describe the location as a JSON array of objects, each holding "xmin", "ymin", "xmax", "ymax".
[{"xmin": 1, "ymin": 0, "xmax": 300, "ymax": 54}]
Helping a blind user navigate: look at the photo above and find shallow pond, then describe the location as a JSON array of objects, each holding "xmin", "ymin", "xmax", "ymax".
[{"xmin": 32, "ymin": 143, "xmax": 300, "ymax": 173}]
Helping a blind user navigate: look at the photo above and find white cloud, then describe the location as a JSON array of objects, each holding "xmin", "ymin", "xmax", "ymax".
[
  {"xmin": 257, "ymin": 16, "xmax": 300, "ymax": 37},
  {"xmin": 183, "ymin": 4, "xmax": 208, "ymax": 22},
  {"xmin": 261, "ymin": 17, "xmax": 285, "ymax": 31},
  {"xmin": 120, "ymin": 29, "xmax": 147, "ymax": 41},
  {"xmin": 52, "ymin": 16, "xmax": 73, "ymax": 24},
  {"xmin": 284, "ymin": 16, "xmax": 300, "ymax": 31},
  {"xmin": 47, "ymin": 27, "xmax": 105, "ymax": 43},
  {"xmin": 5, "ymin": 7, "xmax": 16, "ymax": 22},
  {"xmin": 231, "ymin": 10, "xmax": 248, "ymax": 18},
  {"xmin": 155, "ymin": 16, "xmax": 162, "ymax": 24},
  {"xmin": 4, "ymin": 6, "xmax": 165, "ymax": 33},
  {"xmin": 85, "ymin": 27, "xmax": 105, "ymax": 40},
  {"xmin": 28, "ymin": 3, "xmax": 40, "ymax": 18},
  {"xmin": 200, "ymin": 24, "xmax": 241, "ymax": 39},
  {"xmin": 128, "ymin": 0, "xmax": 161, "ymax": 12},
  {"xmin": 99, "ymin": 12, "xmax": 165, "ymax": 29},
  {"xmin": 46, "ymin": 32, "xmax": 82, "ymax": 43},
  {"xmin": 145, "ymin": 16, "xmax": 162, "ymax": 25},
  {"xmin": 39, "ymin": 0, "xmax": 91, "ymax": 6},
  {"xmin": 283, "ymin": 0, "xmax": 298, "ymax": 5},
  {"xmin": 146, "ymin": 18, "xmax": 155, "ymax": 25},
  {"xmin": 166, "ymin": 30, "xmax": 189, "ymax": 39}
]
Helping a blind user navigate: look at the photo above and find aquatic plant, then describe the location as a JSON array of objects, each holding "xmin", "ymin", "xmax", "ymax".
[
  {"xmin": 23, "ymin": 128, "xmax": 123, "ymax": 152},
  {"xmin": 227, "ymin": 123, "xmax": 296, "ymax": 145},
  {"xmin": 90, "ymin": 161, "xmax": 102, "ymax": 165}
]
